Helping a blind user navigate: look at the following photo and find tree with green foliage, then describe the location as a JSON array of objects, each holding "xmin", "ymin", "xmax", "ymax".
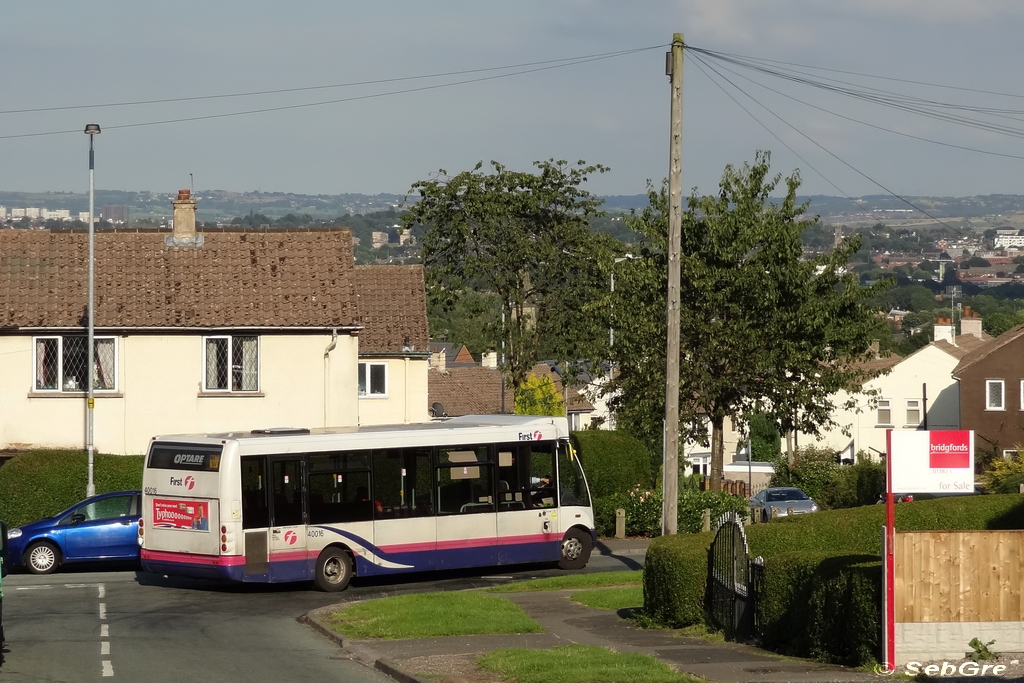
[
  {"xmin": 514, "ymin": 374, "xmax": 564, "ymax": 417},
  {"xmin": 748, "ymin": 412, "xmax": 782, "ymax": 462},
  {"xmin": 611, "ymin": 152, "xmax": 891, "ymax": 492},
  {"xmin": 403, "ymin": 159, "xmax": 618, "ymax": 394},
  {"xmin": 983, "ymin": 311, "xmax": 1023, "ymax": 338}
]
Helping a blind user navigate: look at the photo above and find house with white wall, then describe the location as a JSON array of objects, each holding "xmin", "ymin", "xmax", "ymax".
[
  {"xmin": 797, "ymin": 323, "xmax": 988, "ymax": 461},
  {"xmin": 0, "ymin": 191, "xmax": 429, "ymax": 455}
]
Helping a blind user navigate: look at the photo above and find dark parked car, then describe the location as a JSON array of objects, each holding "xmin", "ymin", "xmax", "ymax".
[
  {"xmin": 5, "ymin": 491, "xmax": 142, "ymax": 574},
  {"xmin": 750, "ymin": 486, "xmax": 819, "ymax": 522}
]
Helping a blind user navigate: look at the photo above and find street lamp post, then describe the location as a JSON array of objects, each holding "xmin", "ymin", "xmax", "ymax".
[{"xmin": 85, "ymin": 123, "xmax": 100, "ymax": 497}]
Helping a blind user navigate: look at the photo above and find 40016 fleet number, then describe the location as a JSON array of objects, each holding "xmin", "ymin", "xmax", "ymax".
[{"xmin": 307, "ymin": 528, "xmax": 324, "ymax": 538}]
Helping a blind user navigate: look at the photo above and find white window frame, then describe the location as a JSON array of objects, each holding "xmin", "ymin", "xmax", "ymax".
[
  {"xmin": 33, "ymin": 335, "xmax": 118, "ymax": 393},
  {"xmin": 1003, "ymin": 449, "xmax": 1019, "ymax": 460},
  {"xmin": 358, "ymin": 361, "xmax": 388, "ymax": 397},
  {"xmin": 876, "ymin": 398, "xmax": 892, "ymax": 426},
  {"xmin": 986, "ymin": 379, "xmax": 1005, "ymax": 411},
  {"xmin": 203, "ymin": 334, "xmax": 260, "ymax": 393},
  {"xmin": 905, "ymin": 399, "xmax": 922, "ymax": 427}
]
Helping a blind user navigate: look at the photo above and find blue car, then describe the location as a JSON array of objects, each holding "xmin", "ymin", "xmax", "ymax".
[{"xmin": 5, "ymin": 491, "xmax": 142, "ymax": 574}]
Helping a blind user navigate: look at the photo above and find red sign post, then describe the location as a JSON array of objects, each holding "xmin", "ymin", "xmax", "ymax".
[{"xmin": 883, "ymin": 429, "xmax": 974, "ymax": 670}]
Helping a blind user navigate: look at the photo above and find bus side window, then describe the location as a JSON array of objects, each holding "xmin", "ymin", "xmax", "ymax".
[
  {"xmin": 529, "ymin": 445, "xmax": 556, "ymax": 508},
  {"xmin": 308, "ymin": 452, "xmax": 372, "ymax": 524},
  {"xmin": 497, "ymin": 444, "xmax": 528, "ymax": 510},
  {"xmin": 436, "ymin": 445, "xmax": 493, "ymax": 515}
]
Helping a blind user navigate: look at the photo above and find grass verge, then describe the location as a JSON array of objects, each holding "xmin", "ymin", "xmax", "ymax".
[
  {"xmin": 571, "ymin": 585, "xmax": 644, "ymax": 611},
  {"xmin": 488, "ymin": 570, "xmax": 641, "ymax": 592},
  {"xmin": 326, "ymin": 591, "xmax": 543, "ymax": 639},
  {"xmin": 478, "ymin": 644, "xmax": 697, "ymax": 683}
]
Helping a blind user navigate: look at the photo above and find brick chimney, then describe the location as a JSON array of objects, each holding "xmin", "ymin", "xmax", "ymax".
[
  {"xmin": 167, "ymin": 188, "xmax": 203, "ymax": 246},
  {"xmin": 960, "ymin": 306, "xmax": 984, "ymax": 339},
  {"xmin": 430, "ymin": 349, "xmax": 447, "ymax": 373},
  {"xmin": 933, "ymin": 316, "xmax": 954, "ymax": 343},
  {"xmin": 481, "ymin": 351, "xmax": 498, "ymax": 369}
]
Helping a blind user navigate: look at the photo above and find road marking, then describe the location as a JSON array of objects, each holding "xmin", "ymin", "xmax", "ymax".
[
  {"xmin": 102, "ymin": 660, "xmax": 113, "ymax": 677},
  {"xmin": 98, "ymin": 585, "xmax": 105, "ymax": 598},
  {"xmin": 101, "ymin": 624, "xmax": 109, "ymax": 637},
  {"xmin": 99, "ymin": 603, "xmax": 107, "ymax": 620},
  {"xmin": 14, "ymin": 585, "xmax": 53, "ymax": 591},
  {"xmin": 101, "ymin": 641, "xmax": 110, "ymax": 655}
]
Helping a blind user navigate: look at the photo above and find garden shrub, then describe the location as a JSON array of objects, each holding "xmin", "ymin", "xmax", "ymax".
[
  {"xmin": 980, "ymin": 452, "xmax": 1024, "ymax": 494},
  {"xmin": 572, "ymin": 430, "xmax": 654, "ymax": 500},
  {"xmin": 769, "ymin": 446, "xmax": 839, "ymax": 504},
  {"xmin": 593, "ymin": 486, "xmax": 749, "ymax": 538},
  {"xmin": 0, "ymin": 450, "xmax": 143, "ymax": 526},
  {"xmin": 642, "ymin": 531, "xmax": 712, "ymax": 628},
  {"xmin": 815, "ymin": 459, "xmax": 886, "ymax": 510}
]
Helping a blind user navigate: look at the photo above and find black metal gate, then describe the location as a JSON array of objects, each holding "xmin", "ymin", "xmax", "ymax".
[{"xmin": 708, "ymin": 511, "xmax": 760, "ymax": 639}]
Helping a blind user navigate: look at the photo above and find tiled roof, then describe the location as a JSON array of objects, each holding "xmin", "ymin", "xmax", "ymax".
[
  {"xmin": 354, "ymin": 265, "xmax": 429, "ymax": 353},
  {"xmin": 0, "ymin": 228, "xmax": 360, "ymax": 329},
  {"xmin": 953, "ymin": 321, "xmax": 1024, "ymax": 376},
  {"xmin": 530, "ymin": 363, "xmax": 595, "ymax": 412},
  {"xmin": 427, "ymin": 363, "xmax": 594, "ymax": 417},
  {"xmin": 931, "ymin": 333, "xmax": 991, "ymax": 360},
  {"xmin": 429, "ymin": 366, "xmax": 509, "ymax": 416}
]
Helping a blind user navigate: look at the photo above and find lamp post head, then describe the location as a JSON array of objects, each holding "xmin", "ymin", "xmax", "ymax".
[{"xmin": 84, "ymin": 123, "xmax": 101, "ymax": 136}]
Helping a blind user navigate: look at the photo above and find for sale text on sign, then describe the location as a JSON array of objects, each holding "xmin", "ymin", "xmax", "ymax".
[{"xmin": 890, "ymin": 430, "xmax": 974, "ymax": 494}]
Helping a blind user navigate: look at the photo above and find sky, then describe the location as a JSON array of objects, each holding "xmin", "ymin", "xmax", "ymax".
[{"xmin": 4, "ymin": 1, "xmax": 1024, "ymax": 201}]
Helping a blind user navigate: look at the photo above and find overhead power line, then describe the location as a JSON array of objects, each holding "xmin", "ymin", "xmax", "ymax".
[{"xmin": 0, "ymin": 46, "xmax": 662, "ymax": 140}]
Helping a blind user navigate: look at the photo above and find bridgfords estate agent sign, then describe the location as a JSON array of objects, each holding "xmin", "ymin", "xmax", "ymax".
[{"xmin": 889, "ymin": 430, "xmax": 974, "ymax": 494}]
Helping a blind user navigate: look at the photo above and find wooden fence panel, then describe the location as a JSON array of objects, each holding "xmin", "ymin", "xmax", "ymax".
[{"xmin": 894, "ymin": 530, "xmax": 1024, "ymax": 623}]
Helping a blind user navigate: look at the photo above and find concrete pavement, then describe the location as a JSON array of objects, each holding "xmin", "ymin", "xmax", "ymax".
[{"xmin": 305, "ymin": 538, "xmax": 881, "ymax": 683}]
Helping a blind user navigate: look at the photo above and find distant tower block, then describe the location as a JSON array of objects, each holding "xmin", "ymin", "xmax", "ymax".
[{"xmin": 834, "ymin": 225, "xmax": 842, "ymax": 248}]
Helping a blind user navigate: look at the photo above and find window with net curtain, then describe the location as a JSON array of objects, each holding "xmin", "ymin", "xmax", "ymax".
[
  {"xmin": 34, "ymin": 336, "xmax": 116, "ymax": 392},
  {"xmin": 204, "ymin": 335, "xmax": 259, "ymax": 392}
]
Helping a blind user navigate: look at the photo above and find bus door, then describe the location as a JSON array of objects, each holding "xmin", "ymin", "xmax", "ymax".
[
  {"xmin": 241, "ymin": 455, "xmax": 270, "ymax": 577},
  {"xmin": 496, "ymin": 443, "xmax": 559, "ymax": 564},
  {"xmin": 268, "ymin": 457, "xmax": 310, "ymax": 582}
]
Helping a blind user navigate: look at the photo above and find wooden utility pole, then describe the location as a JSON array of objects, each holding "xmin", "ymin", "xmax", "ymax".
[{"xmin": 663, "ymin": 33, "xmax": 683, "ymax": 535}]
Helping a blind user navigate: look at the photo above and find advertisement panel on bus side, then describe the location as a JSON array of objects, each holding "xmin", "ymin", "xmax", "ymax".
[{"xmin": 152, "ymin": 498, "xmax": 210, "ymax": 531}]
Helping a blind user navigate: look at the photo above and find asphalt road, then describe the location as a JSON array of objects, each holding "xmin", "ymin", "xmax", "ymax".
[{"xmin": 0, "ymin": 551, "xmax": 642, "ymax": 682}]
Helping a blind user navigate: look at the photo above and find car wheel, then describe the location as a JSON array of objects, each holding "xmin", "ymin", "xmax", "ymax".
[
  {"xmin": 314, "ymin": 547, "xmax": 353, "ymax": 592},
  {"xmin": 558, "ymin": 528, "xmax": 593, "ymax": 570},
  {"xmin": 26, "ymin": 541, "xmax": 61, "ymax": 574}
]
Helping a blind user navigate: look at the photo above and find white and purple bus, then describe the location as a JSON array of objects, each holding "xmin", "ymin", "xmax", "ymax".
[{"xmin": 140, "ymin": 415, "xmax": 594, "ymax": 591}]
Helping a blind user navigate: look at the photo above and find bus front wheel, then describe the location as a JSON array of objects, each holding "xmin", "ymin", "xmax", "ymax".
[
  {"xmin": 314, "ymin": 547, "xmax": 353, "ymax": 592},
  {"xmin": 558, "ymin": 528, "xmax": 592, "ymax": 570}
]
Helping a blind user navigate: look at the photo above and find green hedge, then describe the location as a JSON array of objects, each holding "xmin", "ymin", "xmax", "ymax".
[
  {"xmin": 643, "ymin": 494, "xmax": 1024, "ymax": 664},
  {"xmin": 643, "ymin": 531, "xmax": 713, "ymax": 627},
  {"xmin": 572, "ymin": 430, "xmax": 654, "ymax": 500},
  {"xmin": 0, "ymin": 450, "xmax": 144, "ymax": 526},
  {"xmin": 757, "ymin": 552, "xmax": 880, "ymax": 665},
  {"xmin": 594, "ymin": 488, "xmax": 749, "ymax": 538}
]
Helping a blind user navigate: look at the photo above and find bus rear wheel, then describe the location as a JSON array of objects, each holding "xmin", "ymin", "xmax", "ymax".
[
  {"xmin": 558, "ymin": 528, "xmax": 592, "ymax": 570},
  {"xmin": 314, "ymin": 547, "xmax": 353, "ymax": 592}
]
